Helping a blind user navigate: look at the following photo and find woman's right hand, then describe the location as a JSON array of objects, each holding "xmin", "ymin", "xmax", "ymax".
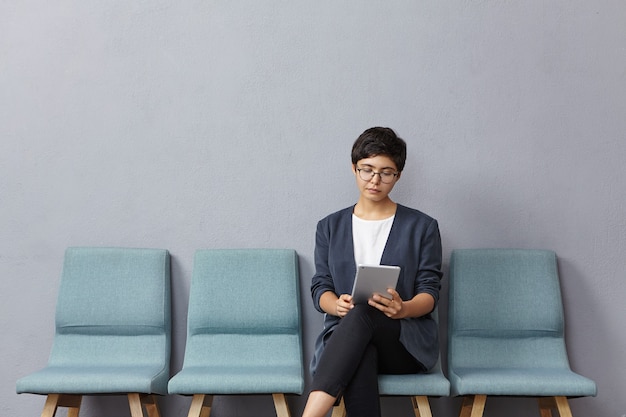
[{"xmin": 335, "ymin": 293, "xmax": 354, "ymax": 318}]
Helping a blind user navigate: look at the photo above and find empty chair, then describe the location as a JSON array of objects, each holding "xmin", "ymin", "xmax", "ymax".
[
  {"xmin": 16, "ymin": 247, "xmax": 171, "ymax": 417},
  {"xmin": 168, "ymin": 248, "xmax": 304, "ymax": 417},
  {"xmin": 331, "ymin": 309, "xmax": 450, "ymax": 417},
  {"xmin": 447, "ymin": 249, "xmax": 596, "ymax": 417}
]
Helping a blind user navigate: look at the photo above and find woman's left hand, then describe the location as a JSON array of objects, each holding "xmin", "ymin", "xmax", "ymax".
[{"xmin": 369, "ymin": 288, "xmax": 404, "ymax": 319}]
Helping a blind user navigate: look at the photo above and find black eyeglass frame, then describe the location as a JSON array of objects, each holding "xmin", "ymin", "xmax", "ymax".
[{"xmin": 356, "ymin": 168, "xmax": 399, "ymax": 184}]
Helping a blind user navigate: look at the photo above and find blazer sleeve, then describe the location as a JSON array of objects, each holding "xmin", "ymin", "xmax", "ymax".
[
  {"xmin": 415, "ymin": 217, "xmax": 443, "ymax": 308},
  {"xmin": 310, "ymin": 218, "xmax": 335, "ymax": 313}
]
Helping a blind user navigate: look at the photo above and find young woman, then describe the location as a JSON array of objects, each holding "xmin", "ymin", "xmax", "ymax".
[{"xmin": 303, "ymin": 127, "xmax": 443, "ymax": 417}]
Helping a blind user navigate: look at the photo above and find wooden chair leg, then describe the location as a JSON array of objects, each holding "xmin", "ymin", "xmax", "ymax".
[
  {"xmin": 538, "ymin": 396, "xmax": 573, "ymax": 417},
  {"xmin": 538, "ymin": 397, "xmax": 555, "ymax": 417},
  {"xmin": 61, "ymin": 395, "xmax": 82, "ymax": 417},
  {"xmin": 41, "ymin": 394, "xmax": 82, "ymax": 417},
  {"xmin": 66, "ymin": 406, "xmax": 80, "ymax": 417},
  {"xmin": 459, "ymin": 395, "xmax": 486, "ymax": 417},
  {"xmin": 553, "ymin": 396, "xmax": 573, "ymax": 417},
  {"xmin": 272, "ymin": 393, "xmax": 292, "ymax": 417},
  {"xmin": 331, "ymin": 395, "xmax": 433, "ymax": 417},
  {"xmin": 331, "ymin": 396, "xmax": 346, "ymax": 417},
  {"xmin": 141, "ymin": 394, "xmax": 161, "ymax": 417},
  {"xmin": 41, "ymin": 394, "xmax": 60, "ymax": 417},
  {"xmin": 188, "ymin": 394, "xmax": 213, "ymax": 417},
  {"xmin": 128, "ymin": 393, "xmax": 146, "ymax": 417},
  {"xmin": 411, "ymin": 395, "xmax": 432, "ymax": 417}
]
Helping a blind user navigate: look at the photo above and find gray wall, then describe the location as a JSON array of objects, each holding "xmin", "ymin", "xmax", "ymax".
[{"xmin": 2, "ymin": 2, "xmax": 624, "ymax": 416}]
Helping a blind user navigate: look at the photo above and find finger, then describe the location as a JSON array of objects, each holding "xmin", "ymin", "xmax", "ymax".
[
  {"xmin": 368, "ymin": 298, "xmax": 383, "ymax": 311},
  {"xmin": 372, "ymin": 293, "xmax": 389, "ymax": 304},
  {"xmin": 385, "ymin": 295, "xmax": 394, "ymax": 307}
]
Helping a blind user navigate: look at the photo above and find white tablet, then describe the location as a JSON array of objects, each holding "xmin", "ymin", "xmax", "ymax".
[{"xmin": 351, "ymin": 264, "xmax": 401, "ymax": 304}]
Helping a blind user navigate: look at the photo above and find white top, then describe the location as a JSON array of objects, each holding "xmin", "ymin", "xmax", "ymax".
[{"xmin": 352, "ymin": 214, "xmax": 395, "ymax": 265}]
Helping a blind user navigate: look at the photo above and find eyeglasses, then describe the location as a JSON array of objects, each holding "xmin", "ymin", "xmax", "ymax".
[{"xmin": 356, "ymin": 168, "xmax": 399, "ymax": 184}]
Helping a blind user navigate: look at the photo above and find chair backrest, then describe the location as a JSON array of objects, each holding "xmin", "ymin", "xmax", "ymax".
[
  {"xmin": 49, "ymin": 248, "xmax": 171, "ymax": 379},
  {"xmin": 448, "ymin": 249, "xmax": 571, "ymax": 370},
  {"xmin": 182, "ymin": 249, "xmax": 303, "ymax": 372}
]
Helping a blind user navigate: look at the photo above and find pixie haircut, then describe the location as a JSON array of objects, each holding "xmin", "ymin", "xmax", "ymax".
[{"xmin": 351, "ymin": 127, "xmax": 407, "ymax": 172}]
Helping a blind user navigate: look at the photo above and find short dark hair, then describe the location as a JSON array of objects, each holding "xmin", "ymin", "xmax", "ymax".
[{"xmin": 351, "ymin": 127, "xmax": 407, "ymax": 172}]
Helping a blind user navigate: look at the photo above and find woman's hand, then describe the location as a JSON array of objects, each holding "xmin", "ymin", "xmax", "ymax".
[
  {"xmin": 335, "ymin": 293, "xmax": 354, "ymax": 318},
  {"xmin": 369, "ymin": 288, "xmax": 404, "ymax": 319}
]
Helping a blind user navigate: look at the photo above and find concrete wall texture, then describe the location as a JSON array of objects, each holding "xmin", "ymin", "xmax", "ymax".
[{"xmin": 1, "ymin": 1, "xmax": 624, "ymax": 416}]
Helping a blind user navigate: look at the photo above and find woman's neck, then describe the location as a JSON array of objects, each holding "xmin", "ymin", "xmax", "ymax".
[{"xmin": 353, "ymin": 198, "xmax": 397, "ymax": 220}]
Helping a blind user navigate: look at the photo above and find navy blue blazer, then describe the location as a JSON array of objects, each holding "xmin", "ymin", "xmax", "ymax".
[{"xmin": 310, "ymin": 204, "xmax": 443, "ymax": 373}]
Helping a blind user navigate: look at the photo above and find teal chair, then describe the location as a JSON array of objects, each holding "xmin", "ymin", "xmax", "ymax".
[
  {"xmin": 448, "ymin": 249, "xmax": 596, "ymax": 417},
  {"xmin": 168, "ymin": 249, "xmax": 304, "ymax": 417},
  {"xmin": 331, "ymin": 309, "xmax": 449, "ymax": 417},
  {"xmin": 16, "ymin": 247, "xmax": 171, "ymax": 417}
]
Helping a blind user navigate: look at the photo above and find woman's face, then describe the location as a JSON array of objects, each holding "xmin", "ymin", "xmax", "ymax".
[{"xmin": 352, "ymin": 154, "xmax": 401, "ymax": 203}]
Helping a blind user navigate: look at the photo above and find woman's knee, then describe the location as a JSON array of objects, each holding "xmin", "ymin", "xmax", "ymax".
[{"xmin": 344, "ymin": 303, "xmax": 379, "ymax": 324}]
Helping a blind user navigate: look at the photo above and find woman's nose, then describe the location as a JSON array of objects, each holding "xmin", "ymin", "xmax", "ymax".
[{"xmin": 370, "ymin": 172, "xmax": 382, "ymax": 184}]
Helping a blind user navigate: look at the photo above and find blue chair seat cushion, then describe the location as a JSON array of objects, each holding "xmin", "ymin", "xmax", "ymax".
[
  {"xmin": 168, "ymin": 365, "xmax": 304, "ymax": 395},
  {"xmin": 16, "ymin": 365, "xmax": 169, "ymax": 395},
  {"xmin": 378, "ymin": 371, "xmax": 450, "ymax": 397},
  {"xmin": 450, "ymin": 367, "xmax": 597, "ymax": 397}
]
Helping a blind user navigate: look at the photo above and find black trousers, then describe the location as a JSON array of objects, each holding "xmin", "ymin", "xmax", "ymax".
[{"xmin": 310, "ymin": 304, "xmax": 425, "ymax": 417}]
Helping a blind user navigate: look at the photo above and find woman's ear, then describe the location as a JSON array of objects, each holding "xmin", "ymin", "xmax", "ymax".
[{"xmin": 351, "ymin": 163, "xmax": 357, "ymax": 175}]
